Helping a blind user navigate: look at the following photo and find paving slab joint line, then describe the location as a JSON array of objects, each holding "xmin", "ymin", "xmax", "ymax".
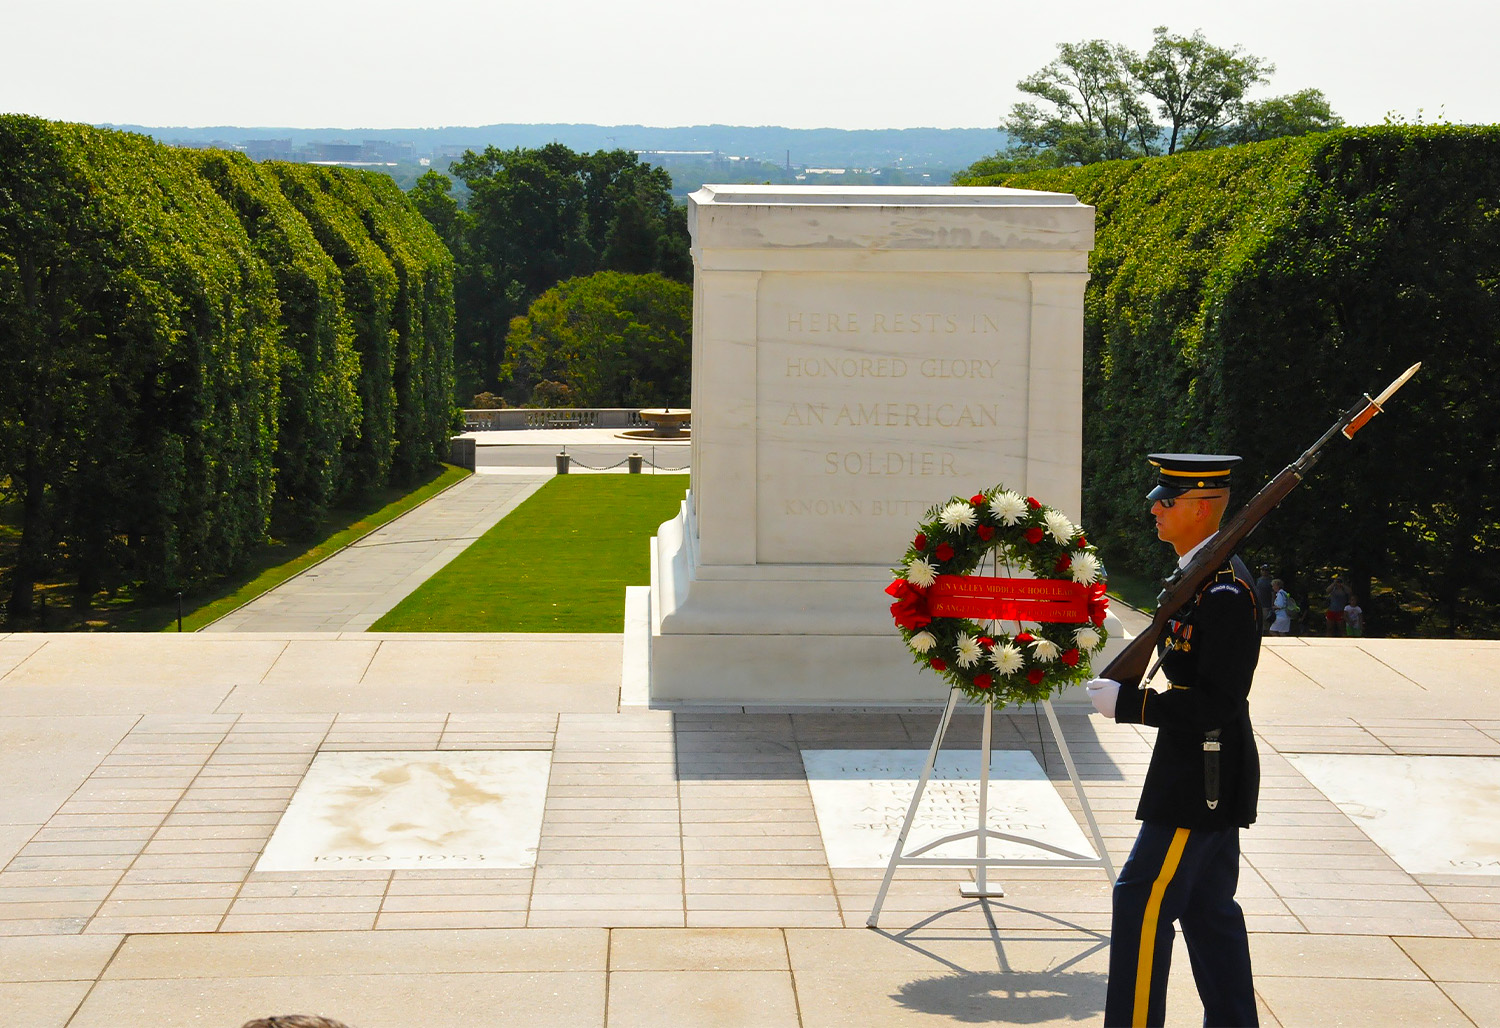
[{"xmin": 193, "ymin": 467, "xmax": 478, "ymax": 632}]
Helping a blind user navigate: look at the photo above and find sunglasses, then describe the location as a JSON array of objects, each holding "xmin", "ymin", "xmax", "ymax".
[{"xmin": 1157, "ymin": 494, "xmax": 1223, "ymax": 508}]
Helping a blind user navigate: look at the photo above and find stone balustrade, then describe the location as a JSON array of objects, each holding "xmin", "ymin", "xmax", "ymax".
[{"xmin": 460, "ymin": 408, "xmax": 689, "ymax": 431}]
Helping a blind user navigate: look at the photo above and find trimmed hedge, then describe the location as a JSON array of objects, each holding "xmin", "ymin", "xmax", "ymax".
[
  {"xmin": 194, "ymin": 151, "xmax": 361, "ymax": 538},
  {"xmin": 0, "ymin": 118, "xmax": 455, "ymax": 613},
  {"xmin": 987, "ymin": 127, "xmax": 1500, "ymax": 636}
]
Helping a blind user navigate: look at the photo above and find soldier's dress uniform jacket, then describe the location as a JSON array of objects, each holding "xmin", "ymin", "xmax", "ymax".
[
  {"xmin": 1118, "ymin": 554, "xmax": 1261, "ymax": 829},
  {"xmin": 1103, "ymin": 554, "xmax": 1262, "ymax": 1027}
]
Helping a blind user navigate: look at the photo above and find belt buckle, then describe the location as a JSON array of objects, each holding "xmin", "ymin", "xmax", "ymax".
[{"xmin": 1202, "ymin": 739, "xmax": 1221, "ymax": 752}]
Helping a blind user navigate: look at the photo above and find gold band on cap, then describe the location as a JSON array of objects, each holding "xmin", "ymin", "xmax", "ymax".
[{"xmin": 1154, "ymin": 466, "xmax": 1232, "ymax": 478}]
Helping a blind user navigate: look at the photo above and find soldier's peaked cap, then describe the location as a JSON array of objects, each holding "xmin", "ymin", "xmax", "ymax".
[{"xmin": 1146, "ymin": 453, "xmax": 1241, "ymax": 500}]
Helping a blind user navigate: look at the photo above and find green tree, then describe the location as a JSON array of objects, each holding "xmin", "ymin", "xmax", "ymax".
[
  {"xmin": 1006, "ymin": 40, "xmax": 1157, "ymax": 166},
  {"xmin": 964, "ymin": 29, "xmax": 1338, "ymax": 179},
  {"xmin": 407, "ymin": 169, "xmax": 464, "ymax": 251},
  {"xmin": 1133, "ymin": 27, "xmax": 1272, "ymax": 154},
  {"xmin": 436, "ymin": 145, "xmax": 690, "ymax": 402},
  {"xmin": 504, "ymin": 272, "xmax": 691, "ymax": 408},
  {"xmin": 1228, "ymin": 89, "xmax": 1344, "ymax": 144}
]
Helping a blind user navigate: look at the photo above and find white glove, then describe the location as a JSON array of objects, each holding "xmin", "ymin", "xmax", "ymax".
[{"xmin": 1085, "ymin": 677, "xmax": 1120, "ymax": 718}]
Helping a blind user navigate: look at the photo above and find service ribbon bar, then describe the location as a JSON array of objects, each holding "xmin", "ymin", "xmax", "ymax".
[{"xmin": 927, "ymin": 575, "xmax": 1090, "ymax": 623}]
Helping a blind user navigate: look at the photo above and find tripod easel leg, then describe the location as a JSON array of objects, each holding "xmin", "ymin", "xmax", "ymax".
[
  {"xmin": 866, "ymin": 688, "xmax": 961, "ymax": 927},
  {"xmin": 959, "ymin": 701, "xmax": 1005, "ymax": 898},
  {"xmin": 1041, "ymin": 698, "xmax": 1117, "ymax": 882}
]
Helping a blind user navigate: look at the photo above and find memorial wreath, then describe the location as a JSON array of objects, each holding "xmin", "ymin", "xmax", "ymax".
[{"xmin": 886, "ymin": 486, "xmax": 1110, "ymax": 708}]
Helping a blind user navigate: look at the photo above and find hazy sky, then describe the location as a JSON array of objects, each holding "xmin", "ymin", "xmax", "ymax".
[{"xmin": 4, "ymin": 0, "xmax": 1492, "ymax": 130}]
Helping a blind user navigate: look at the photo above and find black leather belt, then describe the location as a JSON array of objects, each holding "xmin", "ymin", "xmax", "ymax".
[{"xmin": 1203, "ymin": 729, "xmax": 1222, "ymax": 810}]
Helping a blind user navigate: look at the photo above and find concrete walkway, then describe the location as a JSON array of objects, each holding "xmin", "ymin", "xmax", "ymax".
[
  {"xmin": 1, "ymin": 632, "xmax": 1498, "ymax": 1026},
  {"xmin": 206, "ymin": 474, "xmax": 550, "ymax": 633}
]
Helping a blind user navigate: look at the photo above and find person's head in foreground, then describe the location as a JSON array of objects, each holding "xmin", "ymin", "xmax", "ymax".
[{"xmin": 1145, "ymin": 452, "xmax": 1239, "ymax": 556}]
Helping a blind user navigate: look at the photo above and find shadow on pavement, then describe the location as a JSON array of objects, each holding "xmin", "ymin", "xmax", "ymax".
[{"xmin": 891, "ymin": 969, "xmax": 1107, "ymax": 1024}]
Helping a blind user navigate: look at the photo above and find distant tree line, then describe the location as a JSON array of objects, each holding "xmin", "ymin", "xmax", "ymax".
[
  {"xmin": 997, "ymin": 126, "xmax": 1500, "ymax": 638},
  {"xmin": 957, "ymin": 28, "xmax": 1343, "ymax": 178},
  {"xmin": 0, "ymin": 118, "xmax": 455, "ymax": 619},
  {"xmin": 408, "ymin": 144, "xmax": 691, "ymax": 405}
]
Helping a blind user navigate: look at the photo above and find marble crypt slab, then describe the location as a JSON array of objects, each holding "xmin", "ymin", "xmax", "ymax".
[
  {"xmin": 801, "ymin": 748, "xmax": 1097, "ymax": 868},
  {"xmin": 1286, "ymin": 753, "xmax": 1500, "ymax": 876},
  {"xmin": 256, "ymin": 750, "xmax": 551, "ymax": 872}
]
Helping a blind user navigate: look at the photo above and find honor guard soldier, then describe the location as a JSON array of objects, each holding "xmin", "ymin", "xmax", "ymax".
[{"xmin": 1086, "ymin": 453, "xmax": 1262, "ymax": 1027}]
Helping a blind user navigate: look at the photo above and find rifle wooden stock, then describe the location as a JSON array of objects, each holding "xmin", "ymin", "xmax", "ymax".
[{"xmin": 1099, "ymin": 363, "xmax": 1419, "ymax": 690}]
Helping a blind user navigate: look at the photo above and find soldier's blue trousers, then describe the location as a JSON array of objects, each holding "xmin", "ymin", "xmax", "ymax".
[{"xmin": 1104, "ymin": 823, "xmax": 1257, "ymax": 1027}]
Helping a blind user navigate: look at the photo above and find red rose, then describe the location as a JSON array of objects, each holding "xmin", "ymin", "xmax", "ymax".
[
  {"xmin": 914, "ymin": 533, "xmax": 927, "ymax": 551},
  {"xmin": 1027, "ymin": 669, "xmax": 1045, "ymax": 685},
  {"xmin": 1025, "ymin": 527, "xmax": 1045, "ymax": 545},
  {"xmin": 976, "ymin": 525, "xmax": 995, "ymax": 541},
  {"xmin": 1054, "ymin": 555, "xmax": 1072, "ymax": 573},
  {"xmin": 977, "ymin": 636, "xmax": 994, "ymax": 649},
  {"xmin": 1076, "ymin": 535, "xmax": 1087, "ymax": 548},
  {"xmin": 973, "ymin": 674, "xmax": 992, "ymax": 689},
  {"xmin": 934, "ymin": 543, "xmax": 955, "ymax": 561},
  {"xmin": 930, "ymin": 658, "xmax": 947, "ymax": 671},
  {"xmin": 970, "ymin": 493, "xmax": 986, "ymax": 506},
  {"xmin": 1015, "ymin": 632, "xmax": 1035, "ymax": 644},
  {"xmin": 1026, "ymin": 497, "xmax": 1041, "ymax": 509},
  {"xmin": 1061, "ymin": 648, "xmax": 1081, "ymax": 667}
]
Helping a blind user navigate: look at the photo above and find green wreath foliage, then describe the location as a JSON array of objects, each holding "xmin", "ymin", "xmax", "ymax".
[{"xmin": 886, "ymin": 486, "xmax": 1111, "ymax": 708}]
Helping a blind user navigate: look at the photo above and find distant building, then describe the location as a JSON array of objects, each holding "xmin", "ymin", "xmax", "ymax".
[
  {"xmin": 313, "ymin": 142, "xmax": 363, "ymax": 162},
  {"xmin": 244, "ymin": 139, "xmax": 294, "ymax": 160}
]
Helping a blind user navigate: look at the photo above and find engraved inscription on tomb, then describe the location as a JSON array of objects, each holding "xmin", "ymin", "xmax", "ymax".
[{"xmin": 755, "ymin": 273, "xmax": 1032, "ymax": 563}]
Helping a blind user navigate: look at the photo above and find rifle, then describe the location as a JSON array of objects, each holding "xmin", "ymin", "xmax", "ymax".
[{"xmin": 1101, "ymin": 363, "xmax": 1421, "ymax": 690}]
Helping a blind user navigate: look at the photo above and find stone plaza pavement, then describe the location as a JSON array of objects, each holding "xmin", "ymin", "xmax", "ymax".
[{"xmin": 2, "ymin": 629, "xmax": 1498, "ymax": 1027}]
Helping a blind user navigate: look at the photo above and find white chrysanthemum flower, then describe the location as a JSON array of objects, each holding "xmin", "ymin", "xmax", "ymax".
[
  {"xmin": 1070, "ymin": 551, "xmax": 1102, "ymax": 585},
  {"xmin": 954, "ymin": 633, "xmax": 983, "ymax": 668},
  {"xmin": 1044, "ymin": 509, "xmax": 1076, "ymax": 544},
  {"xmin": 905, "ymin": 557, "xmax": 937, "ymax": 588},
  {"xmin": 1074, "ymin": 626, "xmax": 1102, "ymax": 651},
  {"xmin": 938, "ymin": 501, "xmax": 977, "ymax": 531},
  {"xmin": 989, "ymin": 643, "xmax": 1024, "ymax": 674},
  {"xmin": 988, "ymin": 490, "xmax": 1027, "ymax": 526},
  {"xmin": 909, "ymin": 631, "xmax": 936, "ymax": 653},
  {"xmin": 1030, "ymin": 637, "xmax": 1060, "ymax": 662}
]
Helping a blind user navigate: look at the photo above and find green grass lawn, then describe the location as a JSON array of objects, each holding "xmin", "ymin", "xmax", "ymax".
[{"xmin": 371, "ymin": 474, "xmax": 689, "ymax": 633}]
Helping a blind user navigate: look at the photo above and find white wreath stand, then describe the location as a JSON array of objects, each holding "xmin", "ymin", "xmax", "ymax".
[{"xmin": 867, "ymin": 687, "xmax": 1117, "ymax": 927}]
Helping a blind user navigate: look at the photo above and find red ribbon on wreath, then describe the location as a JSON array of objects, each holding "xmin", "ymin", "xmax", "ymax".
[{"xmin": 887, "ymin": 576, "xmax": 1109, "ymax": 629}]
